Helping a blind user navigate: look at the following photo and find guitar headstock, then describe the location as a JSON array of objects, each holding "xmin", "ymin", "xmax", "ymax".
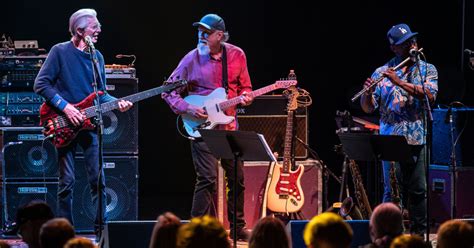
[
  {"xmin": 284, "ymin": 86, "xmax": 300, "ymax": 111},
  {"xmin": 274, "ymin": 79, "xmax": 297, "ymax": 89}
]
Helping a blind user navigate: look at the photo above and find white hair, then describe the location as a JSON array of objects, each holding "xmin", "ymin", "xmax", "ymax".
[{"xmin": 69, "ymin": 8, "xmax": 97, "ymax": 36}]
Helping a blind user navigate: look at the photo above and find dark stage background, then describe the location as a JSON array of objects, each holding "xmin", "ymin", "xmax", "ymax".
[{"xmin": 3, "ymin": 0, "xmax": 473, "ymax": 220}]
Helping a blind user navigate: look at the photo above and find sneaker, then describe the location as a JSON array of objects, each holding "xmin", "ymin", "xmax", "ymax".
[{"xmin": 230, "ymin": 228, "xmax": 250, "ymax": 241}]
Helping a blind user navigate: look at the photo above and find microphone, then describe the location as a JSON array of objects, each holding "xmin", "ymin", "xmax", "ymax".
[
  {"xmin": 84, "ymin": 36, "xmax": 95, "ymax": 49},
  {"xmin": 409, "ymin": 48, "xmax": 422, "ymax": 57},
  {"xmin": 115, "ymin": 54, "xmax": 136, "ymax": 67}
]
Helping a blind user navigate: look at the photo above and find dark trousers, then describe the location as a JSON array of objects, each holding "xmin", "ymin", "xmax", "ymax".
[
  {"xmin": 190, "ymin": 139, "xmax": 246, "ymax": 230},
  {"xmin": 382, "ymin": 145, "xmax": 426, "ymax": 234},
  {"xmin": 57, "ymin": 130, "xmax": 107, "ymax": 231}
]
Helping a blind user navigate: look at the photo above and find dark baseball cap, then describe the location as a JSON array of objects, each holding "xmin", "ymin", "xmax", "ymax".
[
  {"xmin": 387, "ymin": 23, "xmax": 418, "ymax": 45},
  {"xmin": 193, "ymin": 14, "xmax": 226, "ymax": 31}
]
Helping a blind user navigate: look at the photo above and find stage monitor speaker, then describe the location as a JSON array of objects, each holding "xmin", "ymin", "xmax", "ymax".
[
  {"xmin": 236, "ymin": 95, "xmax": 308, "ymax": 159},
  {"xmin": 2, "ymin": 181, "xmax": 58, "ymax": 226},
  {"xmin": 102, "ymin": 220, "xmax": 156, "ymax": 248},
  {"xmin": 429, "ymin": 164, "xmax": 474, "ymax": 228},
  {"xmin": 1, "ymin": 127, "xmax": 58, "ymax": 180},
  {"xmin": 72, "ymin": 156, "xmax": 138, "ymax": 232},
  {"xmin": 287, "ymin": 219, "xmax": 370, "ymax": 248},
  {"xmin": 217, "ymin": 159, "xmax": 322, "ymax": 229},
  {"xmin": 432, "ymin": 108, "xmax": 474, "ymax": 166},
  {"xmin": 78, "ymin": 78, "xmax": 138, "ymax": 154}
]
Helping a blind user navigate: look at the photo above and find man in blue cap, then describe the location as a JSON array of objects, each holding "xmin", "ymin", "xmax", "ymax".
[
  {"xmin": 162, "ymin": 13, "xmax": 253, "ymax": 241},
  {"xmin": 360, "ymin": 23, "xmax": 438, "ymax": 236}
]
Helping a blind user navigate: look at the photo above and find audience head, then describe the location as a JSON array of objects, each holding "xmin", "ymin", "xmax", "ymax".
[
  {"xmin": 176, "ymin": 215, "xmax": 229, "ymax": 248},
  {"xmin": 15, "ymin": 200, "xmax": 54, "ymax": 248},
  {"xmin": 249, "ymin": 216, "xmax": 290, "ymax": 248},
  {"xmin": 39, "ymin": 217, "xmax": 75, "ymax": 248},
  {"xmin": 389, "ymin": 234, "xmax": 428, "ymax": 248},
  {"xmin": 0, "ymin": 240, "xmax": 11, "ymax": 248},
  {"xmin": 436, "ymin": 219, "xmax": 474, "ymax": 248},
  {"xmin": 303, "ymin": 212, "xmax": 353, "ymax": 248},
  {"xmin": 64, "ymin": 237, "xmax": 97, "ymax": 248},
  {"xmin": 369, "ymin": 203, "xmax": 404, "ymax": 248},
  {"xmin": 149, "ymin": 212, "xmax": 182, "ymax": 248}
]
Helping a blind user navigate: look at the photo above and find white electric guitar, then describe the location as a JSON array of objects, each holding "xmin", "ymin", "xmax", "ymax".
[
  {"xmin": 266, "ymin": 85, "xmax": 305, "ymax": 213},
  {"xmin": 182, "ymin": 80, "xmax": 297, "ymax": 138}
]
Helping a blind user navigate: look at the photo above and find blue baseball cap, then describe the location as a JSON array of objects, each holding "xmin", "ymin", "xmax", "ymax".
[
  {"xmin": 193, "ymin": 14, "xmax": 226, "ymax": 31},
  {"xmin": 387, "ymin": 23, "xmax": 418, "ymax": 45}
]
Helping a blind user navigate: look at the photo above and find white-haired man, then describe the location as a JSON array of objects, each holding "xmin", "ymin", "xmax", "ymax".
[{"xmin": 34, "ymin": 8, "xmax": 132, "ymax": 234}]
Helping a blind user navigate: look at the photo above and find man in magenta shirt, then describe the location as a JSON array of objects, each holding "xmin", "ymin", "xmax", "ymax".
[{"xmin": 162, "ymin": 13, "xmax": 253, "ymax": 241}]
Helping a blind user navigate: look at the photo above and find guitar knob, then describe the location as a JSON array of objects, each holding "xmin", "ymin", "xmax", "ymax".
[
  {"xmin": 297, "ymin": 196, "xmax": 301, "ymax": 200},
  {"xmin": 289, "ymin": 189, "xmax": 293, "ymax": 193}
]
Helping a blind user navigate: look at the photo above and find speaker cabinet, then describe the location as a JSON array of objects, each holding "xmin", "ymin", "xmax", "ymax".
[
  {"xmin": 79, "ymin": 78, "xmax": 138, "ymax": 154},
  {"xmin": 429, "ymin": 165, "xmax": 474, "ymax": 228},
  {"xmin": 1, "ymin": 127, "xmax": 58, "ymax": 179},
  {"xmin": 432, "ymin": 108, "xmax": 474, "ymax": 166},
  {"xmin": 217, "ymin": 159, "xmax": 322, "ymax": 229},
  {"xmin": 237, "ymin": 95, "xmax": 308, "ymax": 159},
  {"xmin": 2, "ymin": 182, "xmax": 58, "ymax": 226},
  {"xmin": 73, "ymin": 156, "xmax": 139, "ymax": 232}
]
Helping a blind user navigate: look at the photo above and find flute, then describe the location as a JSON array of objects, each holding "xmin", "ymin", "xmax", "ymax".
[{"xmin": 351, "ymin": 47, "xmax": 423, "ymax": 102}]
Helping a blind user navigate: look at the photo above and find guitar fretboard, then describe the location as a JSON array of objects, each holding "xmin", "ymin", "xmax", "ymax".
[
  {"xmin": 282, "ymin": 110, "xmax": 295, "ymax": 173},
  {"xmin": 219, "ymin": 83, "xmax": 281, "ymax": 111},
  {"xmin": 83, "ymin": 81, "xmax": 185, "ymax": 118}
]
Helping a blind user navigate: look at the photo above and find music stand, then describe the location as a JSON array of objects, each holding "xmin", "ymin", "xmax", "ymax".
[
  {"xmin": 337, "ymin": 133, "xmax": 413, "ymax": 206},
  {"xmin": 199, "ymin": 129, "xmax": 276, "ymax": 247}
]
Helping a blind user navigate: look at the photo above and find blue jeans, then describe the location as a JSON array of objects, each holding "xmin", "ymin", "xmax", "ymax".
[
  {"xmin": 382, "ymin": 145, "xmax": 426, "ymax": 234},
  {"xmin": 57, "ymin": 130, "xmax": 107, "ymax": 231},
  {"xmin": 190, "ymin": 139, "xmax": 246, "ymax": 230}
]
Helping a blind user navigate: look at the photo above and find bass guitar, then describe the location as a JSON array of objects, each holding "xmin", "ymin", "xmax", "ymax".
[
  {"xmin": 266, "ymin": 85, "xmax": 305, "ymax": 213},
  {"xmin": 182, "ymin": 80, "xmax": 297, "ymax": 138},
  {"xmin": 40, "ymin": 80, "xmax": 187, "ymax": 148}
]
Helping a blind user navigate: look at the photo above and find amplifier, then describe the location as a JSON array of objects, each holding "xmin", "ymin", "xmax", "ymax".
[
  {"xmin": 0, "ymin": 92, "xmax": 44, "ymax": 104},
  {"xmin": 2, "ymin": 181, "xmax": 59, "ymax": 227},
  {"xmin": 236, "ymin": 95, "xmax": 308, "ymax": 159},
  {"xmin": 0, "ymin": 55, "xmax": 46, "ymax": 90},
  {"xmin": 432, "ymin": 108, "xmax": 474, "ymax": 166},
  {"xmin": 1, "ymin": 127, "xmax": 58, "ymax": 180}
]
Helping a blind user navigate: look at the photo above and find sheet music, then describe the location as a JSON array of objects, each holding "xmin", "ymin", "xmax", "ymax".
[{"xmin": 257, "ymin": 133, "xmax": 277, "ymax": 162}]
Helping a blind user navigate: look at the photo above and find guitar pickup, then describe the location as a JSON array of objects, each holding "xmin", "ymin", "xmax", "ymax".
[
  {"xmin": 279, "ymin": 195, "xmax": 289, "ymax": 199},
  {"xmin": 193, "ymin": 121, "xmax": 211, "ymax": 131}
]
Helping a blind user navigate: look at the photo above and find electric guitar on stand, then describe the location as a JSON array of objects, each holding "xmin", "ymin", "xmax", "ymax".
[
  {"xmin": 181, "ymin": 80, "xmax": 297, "ymax": 138},
  {"xmin": 266, "ymin": 85, "xmax": 305, "ymax": 213}
]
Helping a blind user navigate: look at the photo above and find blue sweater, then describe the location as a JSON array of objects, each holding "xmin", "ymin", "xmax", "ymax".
[{"xmin": 34, "ymin": 41, "xmax": 116, "ymax": 111}]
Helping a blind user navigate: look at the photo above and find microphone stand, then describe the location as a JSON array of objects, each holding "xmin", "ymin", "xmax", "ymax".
[
  {"xmin": 87, "ymin": 42, "xmax": 106, "ymax": 241},
  {"xmin": 296, "ymin": 137, "xmax": 341, "ymax": 210},
  {"xmin": 414, "ymin": 53, "xmax": 432, "ymax": 241}
]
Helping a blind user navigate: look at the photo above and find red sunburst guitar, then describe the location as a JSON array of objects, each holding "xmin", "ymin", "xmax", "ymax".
[
  {"xmin": 40, "ymin": 80, "xmax": 187, "ymax": 148},
  {"xmin": 266, "ymin": 86, "xmax": 305, "ymax": 213}
]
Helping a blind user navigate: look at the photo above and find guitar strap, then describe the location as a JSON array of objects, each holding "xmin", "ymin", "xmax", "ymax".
[{"xmin": 221, "ymin": 44, "xmax": 228, "ymax": 93}]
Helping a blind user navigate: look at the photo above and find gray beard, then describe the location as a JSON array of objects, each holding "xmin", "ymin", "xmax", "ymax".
[{"xmin": 197, "ymin": 43, "xmax": 210, "ymax": 56}]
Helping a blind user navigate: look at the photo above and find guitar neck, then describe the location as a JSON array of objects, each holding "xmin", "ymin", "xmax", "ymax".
[
  {"xmin": 219, "ymin": 83, "xmax": 281, "ymax": 111},
  {"xmin": 282, "ymin": 110, "xmax": 295, "ymax": 173},
  {"xmin": 83, "ymin": 82, "xmax": 182, "ymax": 118}
]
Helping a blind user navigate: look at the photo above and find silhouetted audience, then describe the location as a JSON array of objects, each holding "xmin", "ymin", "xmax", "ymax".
[
  {"xmin": 149, "ymin": 212, "xmax": 182, "ymax": 248},
  {"xmin": 39, "ymin": 218, "xmax": 75, "ymax": 248},
  {"xmin": 15, "ymin": 200, "xmax": 54, "ymax": 248},
  {"xmin": 360, "ymin": 203, "xmax": 404, "ymax": 248},
  {"xmin": 303, "ymin": 212, "xmax": 353, "ymax": 248},
  {"xmin": 176, "ymin": 215, "xmax": 229, "ymax": 248},
  {"xmin": 0, "ymin": 240, "xmax": 11, "ymax": 248},
  {"xmin": 248, "ymin": 216, "xmax": 290, "ymax": 248},
  {"xmin": 436, "ymin": 219, "xmax": 474, "ymax": 248},
  {"xmin": 64, "ymin": 237, "xmax": 97, "ymax": 248},
  {"xmin": 389, "ymin": 234, "xmax": 428, "ymax": 248}
]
